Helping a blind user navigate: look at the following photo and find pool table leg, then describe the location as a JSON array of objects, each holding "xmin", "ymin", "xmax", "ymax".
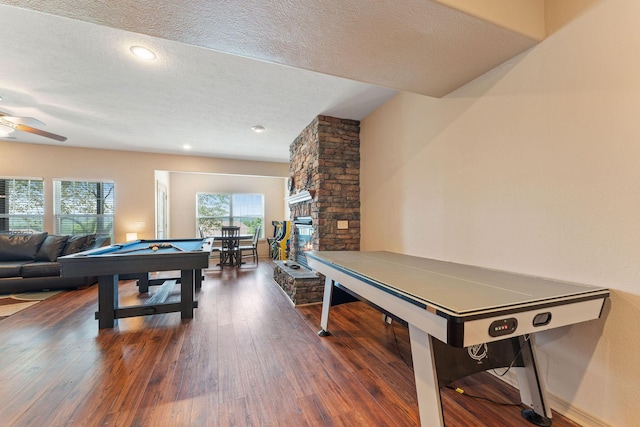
[
  {"xmin": 180, "ymin": 269, "xmax": 194, "ymax": 319},
  {"xmin": 137, "ymin": 273, "xmax": 150, "ymax": 293},
  {"xmin": 97, "ymin": 274, "xmax": 118, "ymax": 329},
  {"xmin": 194, "ymin": 268, "xmax": 203, "ymax": 290}
]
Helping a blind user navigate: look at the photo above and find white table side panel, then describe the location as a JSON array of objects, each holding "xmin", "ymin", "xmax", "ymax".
[{"xmin": 461, "ymin": 297, "xmax": 606, "ymax": 347}]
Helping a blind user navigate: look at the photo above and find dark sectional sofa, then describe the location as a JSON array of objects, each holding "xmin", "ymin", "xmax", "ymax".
[{"xmin": 0, "ymin": 232, "xmax": 110, "ymax": 294}]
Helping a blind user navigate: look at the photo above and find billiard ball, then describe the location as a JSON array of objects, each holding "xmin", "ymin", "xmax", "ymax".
[{"xmin": 152, "ymin": 246, "xmax": 158, "ymax": 252}]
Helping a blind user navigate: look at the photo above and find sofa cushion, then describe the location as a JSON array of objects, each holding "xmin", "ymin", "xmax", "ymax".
[
  {"xmin": 0, "ymin": 261, "xmax": 30, "ymax": 278},
  {"xmin": 61, "ymin": 234, "xmax": 97, "ymax": 256},
  {"xmin": 92, "ymin": 236, "xmax": 111, "ymax": 249},
  {"xmin": 0, "ymin": 233, "xmax": 48, "ymax": 261},
  {"xmin": 20, "ymin": 262, "xmax": 62, "ymax": 278},
  {"xmin": 35, "ymin": 235, "xmax": 69, "ymax": 262}
]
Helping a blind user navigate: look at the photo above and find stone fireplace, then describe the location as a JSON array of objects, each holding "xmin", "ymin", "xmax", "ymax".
[{"xmin": 273, "ymin": 115, "xmax": 361, "ymax": 305}]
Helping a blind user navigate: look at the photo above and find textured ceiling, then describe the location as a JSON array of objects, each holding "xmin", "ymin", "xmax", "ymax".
[{"xmin": 0, "ymin": 1, "xmax": 540, "ymax": 163}]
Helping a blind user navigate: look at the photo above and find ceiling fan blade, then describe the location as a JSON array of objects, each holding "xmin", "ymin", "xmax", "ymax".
[
  {"xmin": 14, "ymin": 123, "xmax": 67, "ymax": 142},
  {"xmin": 0, "ymin": 116, "xmax": 45, "ymax": 127}
]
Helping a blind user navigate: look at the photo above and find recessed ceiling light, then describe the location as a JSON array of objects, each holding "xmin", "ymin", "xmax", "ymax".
[
  {"xmin": 130, "ymin": 45, "xmax": 156, "ymax": 60},
  {"xmin": 252, "ymin": 125, "xmax": 265, "ymax": 133},
  {"xmin": 182, "ymin": 144, "xmax": 192, "ymax": 150}
]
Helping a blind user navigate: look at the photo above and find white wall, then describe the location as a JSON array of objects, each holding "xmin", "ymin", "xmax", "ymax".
[
  {"xmin": 360, "ymin": 0, "xmax": 637, "ymax": 425},
  {"xmin": 168, "ymin": 172, "xmax": 286, "ymax": 257}
]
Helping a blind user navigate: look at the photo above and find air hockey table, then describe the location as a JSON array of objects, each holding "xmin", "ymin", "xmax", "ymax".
[{"xmin": 306, "ymin": 251, "xmax": 609, "ymax": 426}]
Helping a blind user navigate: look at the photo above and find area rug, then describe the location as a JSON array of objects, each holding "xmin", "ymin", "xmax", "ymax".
[{"xmin": 0, "ymin": 290, "xmax": 62, "ymax": 320}]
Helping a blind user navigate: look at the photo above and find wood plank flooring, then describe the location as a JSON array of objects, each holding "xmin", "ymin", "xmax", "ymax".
[{"xmin": 0, "ymin": 261, "xmax": 581, "ymax": 426}]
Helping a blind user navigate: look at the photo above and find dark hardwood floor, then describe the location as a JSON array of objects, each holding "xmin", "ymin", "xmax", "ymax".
[{"xmin": 0, "ymin": 261, "xmax": 581, "ymax": 426}]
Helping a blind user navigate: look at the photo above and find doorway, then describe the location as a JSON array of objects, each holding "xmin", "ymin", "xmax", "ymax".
[{"xmin": 156, "ymin": 181, "xmax": 168, "ymax": 239}]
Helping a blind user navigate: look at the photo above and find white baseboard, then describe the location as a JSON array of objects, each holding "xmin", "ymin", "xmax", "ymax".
[{"xmin": 495, "ymin": 372, "xmax": 611, "ymax": 427}]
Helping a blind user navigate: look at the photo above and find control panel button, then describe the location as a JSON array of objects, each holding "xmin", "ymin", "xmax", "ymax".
[{"xmin": 488, "ymin": 318, "xmax": 518, "ymax": 337}]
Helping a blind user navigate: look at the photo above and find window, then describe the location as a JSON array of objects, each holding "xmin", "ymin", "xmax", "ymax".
[
  {"xmin": 0, "ymin": 177, "xmax": 44, "ymax": 233},
  {"xmin": 197, "ymin": 193, "xmax": 263, "ymax": 237},
  {"xmin": 54, "ymin": 180, "xmax": 114, "ymax": 238}
]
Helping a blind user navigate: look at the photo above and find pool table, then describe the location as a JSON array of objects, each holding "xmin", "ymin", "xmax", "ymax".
[{"xmin": 59, "ymin": 238, "xmax": 213, "ymax": 329}]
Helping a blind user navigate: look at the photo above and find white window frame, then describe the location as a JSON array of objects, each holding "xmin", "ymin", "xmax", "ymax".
[
  {"xmin": 0, "ymin": 176, "xmax": 45, "ymax": 233},
  {"xmin": 196, "ymin": 193, "xmax": 264, "ymax": 237},
  {"xmin": 53, "ymin": 179, "xmax": 115, "ymax": 239}
]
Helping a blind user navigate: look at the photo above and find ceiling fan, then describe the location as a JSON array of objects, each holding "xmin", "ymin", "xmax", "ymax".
[{"xmin": 0, "ymin": 113, "xmax": 67, "ymax": 142}]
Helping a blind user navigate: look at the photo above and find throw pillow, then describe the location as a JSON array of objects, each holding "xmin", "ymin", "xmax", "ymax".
[
  {"xmin": 83, "ymin": 234, "xmax": 97, "ymax": 250},
  {"xmin": 61, "ymin": 234, "xmax": 97, "ymax": 256},
  {"xmin": 35, "ymin": 235, "xmax": 69, "ymax": 262},
  {"xmin": 0, "ymin": 232, "xmax": 49, "ymax": 261}
]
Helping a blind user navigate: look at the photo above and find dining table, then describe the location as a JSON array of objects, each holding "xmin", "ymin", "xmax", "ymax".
[{"xmin": 213, "ymin": 233, "xmax": 252, "ymax": 267}]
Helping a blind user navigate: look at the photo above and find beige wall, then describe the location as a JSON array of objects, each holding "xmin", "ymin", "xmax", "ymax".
[
  {"xmin": 169, "ymin": 171, "xmax": 286, "ymax": 257},
  {"xmin": 360, "ymin": 0, "xmax": 638, "ymax": 425},
  {"xmin": 436, "ymin": 0, "xmax": 545, "ymax": 39},
  {"xmin": 0, "ymin": 141, "xmax": 288, "ymax": 243}
]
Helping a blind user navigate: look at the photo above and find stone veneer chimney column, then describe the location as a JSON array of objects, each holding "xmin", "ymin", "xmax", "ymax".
[{"xmin": 288, "ymin": 115, "xmax": 360, "ymax": 258}]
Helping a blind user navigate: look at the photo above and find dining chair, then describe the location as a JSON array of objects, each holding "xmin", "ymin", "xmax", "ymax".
[
  {"xmin": 199, "ymin": 226, "xmax": 220, "ymax": 259},
  {"xmin": 239, "ymin": 225, "xmax": 261, "ymax": 265},
  {"xmin": 219, "ymin": 226, "xmax": 241, "ymax": 267}
]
